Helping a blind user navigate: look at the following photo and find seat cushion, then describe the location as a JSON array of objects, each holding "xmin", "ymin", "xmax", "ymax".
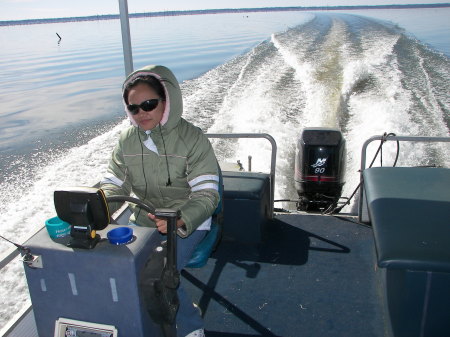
[{"xmin": 363, "ymin": 167, "xmax": 450, "ymax": 272}]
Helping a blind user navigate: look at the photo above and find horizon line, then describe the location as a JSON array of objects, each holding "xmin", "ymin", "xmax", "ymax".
[{"xmin": 1, "ymin": 3, "xmax": 450, "ymax": 26}]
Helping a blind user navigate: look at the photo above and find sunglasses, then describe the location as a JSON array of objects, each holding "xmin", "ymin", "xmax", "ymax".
[{"xmin": 127, "ymin": 98, "xmax": 163, "ymax": 115}]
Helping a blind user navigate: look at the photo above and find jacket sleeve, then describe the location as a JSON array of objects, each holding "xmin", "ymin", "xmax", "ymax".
[
  {"xmin": 100, "ymin": 140, "xmax": 132, "ymax": 215},
  {"xmin": 178, "ymin": 132, "xmax": 220, "ymax": 236}
]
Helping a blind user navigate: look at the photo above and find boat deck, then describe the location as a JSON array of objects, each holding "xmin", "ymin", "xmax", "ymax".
[{"xmin": 183, "ymin": 212, "xmax": 386, "ymax": 337}]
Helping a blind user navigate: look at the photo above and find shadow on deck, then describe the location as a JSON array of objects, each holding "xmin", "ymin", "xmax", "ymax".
[{"xmin": 183, "ymin": 213, "xmax": 386, "ymax": 337}]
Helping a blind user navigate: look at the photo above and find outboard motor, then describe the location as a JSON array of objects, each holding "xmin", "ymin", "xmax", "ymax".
[{"xmin": 294, "ymin": 128, "xmax": 346, "ymax": 212}]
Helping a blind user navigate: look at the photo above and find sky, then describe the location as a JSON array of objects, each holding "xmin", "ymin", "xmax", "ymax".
[{"xmin": 1, "ymin": 0, "xmax": 449, "ymax": 21}]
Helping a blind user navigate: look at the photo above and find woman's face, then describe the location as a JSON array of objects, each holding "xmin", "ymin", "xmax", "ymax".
[{"xmin": 127, "ymin": 82, "xmax": 166, "ymax": 131}]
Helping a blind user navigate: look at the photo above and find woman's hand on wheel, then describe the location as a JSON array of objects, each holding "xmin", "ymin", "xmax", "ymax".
[{"xmin": 148, "ymin": 213, "xmax": 185, "ymax": 234}]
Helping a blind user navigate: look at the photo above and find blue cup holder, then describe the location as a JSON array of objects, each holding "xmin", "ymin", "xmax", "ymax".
[
  {"xmin": 45, "ymin": 216, "xmax": 71, "ymax": 238},
  {"xmin": 107, "ymin": 227, "xmax": 133, "ymax": 245}
]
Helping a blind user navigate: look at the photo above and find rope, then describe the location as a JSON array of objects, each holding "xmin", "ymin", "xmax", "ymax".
[{"xmin": 324, "ymin": 132, "xmax": 399, "ymax": 215}]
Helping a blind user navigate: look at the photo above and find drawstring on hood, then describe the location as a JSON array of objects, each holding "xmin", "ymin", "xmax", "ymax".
[{"xmin": 159, "ymin": 124, "xmax": 172, "ymax": 186}]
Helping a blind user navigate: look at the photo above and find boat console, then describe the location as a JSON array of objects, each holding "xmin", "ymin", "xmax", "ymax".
[
  {"xmin": 22, "ymin": 223, "xmax": 163, "ymax": 336},
  {"xmin": 21, "ymin": 188, "xmax": 182, "ymax": 337}
]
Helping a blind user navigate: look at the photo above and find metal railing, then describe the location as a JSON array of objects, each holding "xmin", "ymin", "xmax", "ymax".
[{"xmin": 207, "ymin": 133, "xmax": 277, "ymax": 217}]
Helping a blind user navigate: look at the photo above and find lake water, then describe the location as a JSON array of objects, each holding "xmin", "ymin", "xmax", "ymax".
[{"xmin": 0, "ymin": 8, "xmax": 449, "ymax": 328}]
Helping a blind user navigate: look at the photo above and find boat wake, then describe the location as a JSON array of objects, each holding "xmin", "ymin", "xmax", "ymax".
[{"xmin": 183, "ymin": 13, "xmax": 450, "ymax": 211}]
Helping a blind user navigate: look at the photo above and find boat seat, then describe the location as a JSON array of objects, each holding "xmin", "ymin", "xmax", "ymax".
[
  {"xmin": 363, "ymin": 167, "xmax": 450, "ymax": 272},
  {"xmin": 221, "ymin": 171, "xmax": 271, "ymax": 243},
  {"xmin": 186, "ymin": 168, "xmax": 224, "ymax": 268},
  {"xmin": 363, "ymin": 167, "xmax": 450, "ymax": 337}
]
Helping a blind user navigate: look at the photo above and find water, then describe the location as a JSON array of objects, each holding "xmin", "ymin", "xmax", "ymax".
[{"xmin": 0, "ymin": 8, "xmax": 449, "ymax": 328}]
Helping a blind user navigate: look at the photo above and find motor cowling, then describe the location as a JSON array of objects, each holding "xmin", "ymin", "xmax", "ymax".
[{"xmin": 294, "ymin": 128, "xmax": 346, "ymax": 212}]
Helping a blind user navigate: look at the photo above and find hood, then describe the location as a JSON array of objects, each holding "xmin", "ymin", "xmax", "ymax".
[{"xmin": 122, "ymin": 65, "xmax": 183, "ymax": 132}]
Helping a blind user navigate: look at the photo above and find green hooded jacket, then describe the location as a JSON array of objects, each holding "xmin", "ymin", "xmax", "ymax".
[{"xmin": 101, "ymin": 65, "xmax": 219, "ymax": 237}]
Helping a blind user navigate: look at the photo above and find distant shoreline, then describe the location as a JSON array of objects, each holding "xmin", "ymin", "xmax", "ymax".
[{"xmin": 1, "ymin": 4, "xmax": 450, "ymax": 26}]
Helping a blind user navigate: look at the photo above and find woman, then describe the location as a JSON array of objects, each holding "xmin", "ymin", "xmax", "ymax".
[{"xmin": 101, "ymin": 65, "xmax": 219, "ymax": 337}]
